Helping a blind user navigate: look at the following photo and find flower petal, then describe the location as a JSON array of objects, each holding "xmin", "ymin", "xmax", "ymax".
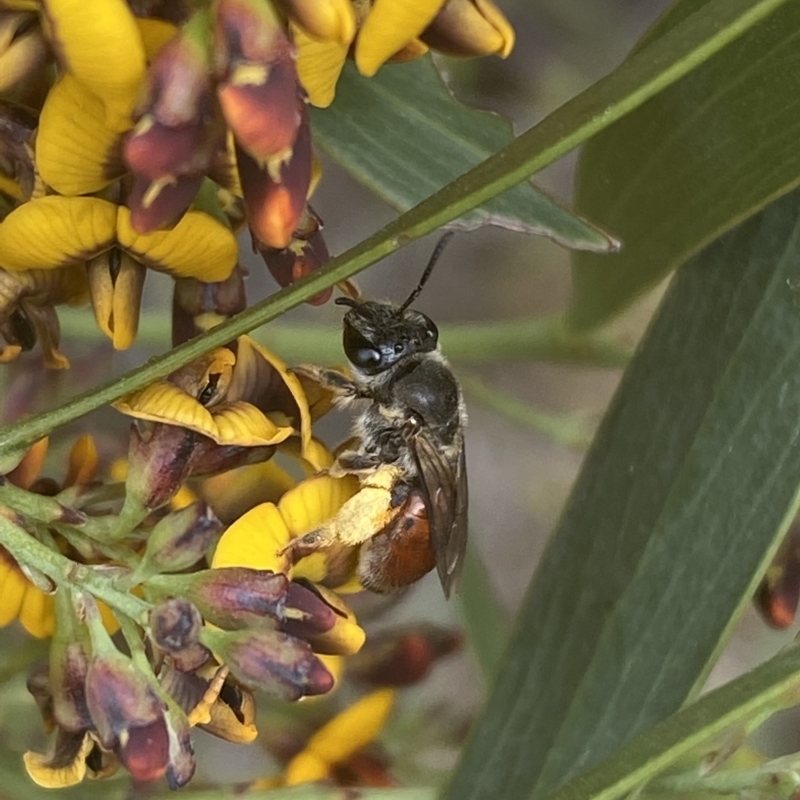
[
  {"xmin": 280, "ymin": 0, "xmax": 356, "ymax": 45},
  {"xmin": 228, "ymin": 336, "xmax": 312, "ymax": 449},
  {"xmin": 200, "ymin": 460, "xmax": 296, "ymax": 524},
  {"xmin": 0, "ymin": 196, "xmax": 117, "ymax": 271},
  {"xmin": 116, "ymin": 206, "xmax": 237, "ymax": 281},
  {"xmin": 63, "ymin": 434, "xmax": 98, "ymax": 487},
  {"xmin": 87, "ymin": 248, "xmax": 146, "ymax": 350},
  {"xmin": 0, "ymin": 549, "xmax": 27, "ymax": 626},
  {"xmin": 18, "ymin": 583, "xmax": 55, "ymax": 638},
  {"xmin": 212, "ymin": 401, "xmax": 295, "ymax": 446},
  {"xmin": 23, "ymin": 730, "xmax": 94, "ymax": 788},
  {"xmin": 420, "ymin": 0, "xmax": 514, "ymax": 58},
  {"xmin": 355, "ymin": 0, "xmax": 446, "ymax": 76},
  {"xmin": 36, "ymin": 75, "xmax": 124, "ymax": 195},
  {"xmin": 284, "ymin": 689, "xmax": 394, "ymax": 784},
  {"xmin": 113, "ymin": 382, "xmax": 217, "ymax": 437},
  {"xmin": 137, "ymin": 18, "xmax": 179, "ymax": 61},
  {"xmin": 212, "ymin": 501, "xmax": 292, "ymax": 573},
  {"xmin": 278, "ymin": 473, "xmax": 359, "ymax": 536},
  {"xmin": 42, "ymin": 0, "xmax": 146, "ymax": 131}
]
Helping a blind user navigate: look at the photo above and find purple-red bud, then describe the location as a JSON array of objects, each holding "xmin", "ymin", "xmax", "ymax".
[
  {"xmin": 172, "ymin": 265, "xmax": 247, "ymax": 347},
  {"xmin": 156, "ymin": 567, "xmax": 290, "ymax": 630},
  {"xmin": 200, "ymin": 627, "xmax": 333, "ymax": 700},
  {"xmin": 348, "ymin": 624, "xmax": 463, "ymax": 687},
  {"xmin": 237, "ymin": 105, "xmax": 311, "ymax": 249},
  {"xmin": 257, "ymin": 204, "xmax": 332, "ymax": 305},
  {"xmin": 150, "ymin": 598, "xmax": 208, "ymax": 673}
]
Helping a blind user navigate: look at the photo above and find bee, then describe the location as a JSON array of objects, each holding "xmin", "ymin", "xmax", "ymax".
[{"xmin": 284, "ymin": 233, "xmax": 467, "ymax": 597}]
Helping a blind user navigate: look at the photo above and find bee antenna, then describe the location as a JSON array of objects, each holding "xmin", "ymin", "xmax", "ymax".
[
  {"xmin": 335, "ymin": 297, "xmax": 360, "ymax": 308},
  {"xmin": 399, "ymin": 231, "xmax": 455, "ymax": 312}
]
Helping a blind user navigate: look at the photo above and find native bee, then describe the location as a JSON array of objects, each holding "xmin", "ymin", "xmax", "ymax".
[{"xmin": 284, "ymin": 234, "xmax": 468, "ymax": 597}]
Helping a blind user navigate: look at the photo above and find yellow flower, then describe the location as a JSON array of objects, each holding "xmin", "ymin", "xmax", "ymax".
[
  {"xmin": 212, "ymin": 472, "xmax": 362, "ymax": 593},
  {"xmin": 282, "ymin": 689, "xmax": 395, "ymax": 786},
  {"xmin": 40, "ymin": 0, "xmax": 146, "ymax": 132},
  {"xmin": 295, "ymin": 0, "xmax": 515, "ymax": 106},
  {"xmin": 0, "ymin": 263, "xmax": 88, "ymax": 368}
]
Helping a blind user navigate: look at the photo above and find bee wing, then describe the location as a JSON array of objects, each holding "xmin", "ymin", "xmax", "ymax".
[{"xmin": 410, "ymin": 429, "xmax": 468, "ymax": 598}]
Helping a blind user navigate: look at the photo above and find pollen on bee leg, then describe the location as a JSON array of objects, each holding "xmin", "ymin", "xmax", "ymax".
[{"xmin": 281, "ymin": 465, "xmax": 403, "ymax": 561}]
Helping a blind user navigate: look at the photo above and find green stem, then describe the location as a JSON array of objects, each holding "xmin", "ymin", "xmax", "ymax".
[
  {"xmin": 0, "ymin": 478, "xmax": 85, "ymax": 525},
  {"xmin": 117, "ymin": 613, "xmax": 151, "ymax": 674},
  {"xmin": 651, "ymin": 754, "xmax": 800, "ymax": 795},
  {"xmin": 0, "ymin": 514, "xmax": 150, "ymax": 623},
  {"xmin": 0, "ymin": 0, "xmax": 784, "ymax": 449},
  {"xmin": 459, "ymin": 374, "xmax": 597, "ymax": 448}
]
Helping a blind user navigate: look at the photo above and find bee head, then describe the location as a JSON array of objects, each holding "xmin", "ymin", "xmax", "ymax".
[
  {"xmin": 336, "ymin": 299, "xmax": 439, "ymax": 376},
  {"xmin": 335, "ymin": 232, "xmax": 453, "ymax": 376}
]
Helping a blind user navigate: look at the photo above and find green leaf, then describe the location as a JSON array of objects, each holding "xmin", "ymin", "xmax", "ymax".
[
  {"xmin": 0, "ymin": 0, "xmax": 787, "ymax": 451},
  {"xmin": 544, "ymin": 643, "xmax": 800, "ymax": 800},
  {"xmin": 311, "ymin": 60, "xmax": 617, "ymax": 254},
  {"xmin": 458, "ymin": 547, "xmax": 510, "ymax": 683},
  {"xmin": 570, "ymin": 0, "xmax": 800, "ymax": 329},
  {"xmin": 444, "ymin": 186, "xmax": 800, "ymax": 800}
]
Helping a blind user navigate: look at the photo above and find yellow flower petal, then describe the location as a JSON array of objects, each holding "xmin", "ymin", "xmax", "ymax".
[
  {"xmin": 36, "ymin": 75, "xmax": 124, "ymax": 195},
  {"xmin": 42, "ymin": 0, "xmax": 145, "ymax": 132},
  {"xmin": 137, "ymin": 18, "xmax": 178, "ymax": 61},
  {"xmin": 113, "ymin": 381, "xmax": 218, "ymax": 436},
  {"xmin": 421, "ymin": 0, "xmax": 514, "ymax": 58},
  {"xmin": 283, "ymin": 751, "xmax": 329, "ymax": 786},
  {"xmin": 116, "ymin": 207, "xmax": 237, "ymax": 282},
  {"xmin": 0, "ymin": 173, "xmax": 23, "ymax": 201},
  {"xmin": 212, "ymin": 401, "xmax": 295, "ymax": 446},
  {"xmin": 0, "ymin": 551, "xmax": 27, "ymax": 626},
  {"xmin": 282, "ymin": 0, "xmax": 356, "ymax": 45},
  {"xmin": 211, "ymin": 502, "xmax": 292, "ymax": 573},
  {"xmin": 18, "ymin": 584, "xmax": 55, "ymax": 638},
  {"xmin": 304, "ymin": 585, "xmax": 365, "ymax": 655},
  {"xmin": 279, "ymin": 436, "xmax": 335, "ymax": 476},
  {"xmin": 171, "ymin": 484, "xmax": 198, "ymax": 511},
  {"xmin": 231, "ymin": 337, "xmax": 312, "ymax": 451},
  {"xmin": 307, "ymin": 689, "xmax": 394, "ymax": 765},
  {"xmin": 0, "ymin": 196, "xmax": 117, "ymax": 271},
  {"xmin": 293, "ymin": 23, "xmax": 348, "ymax": 108},
  {"xmin": 278, "ymin": 474, "xmax": 359, "ymax": 537},
  {"xmin": 63, "ymin": 434, "xmax": 98, "ymax": 487},
  {"xmin": 201, "ymin": 460, "xmax": 296, "ymax": 524},
  {"xmin": 87, "ymin": 249, "xmax": 145, "ymax": 350},
  {"xmin": 6, "ymin": 437, "xmax": 49, "ymax": 489},
  {"xmin": 23, "ymin": 731, "xmax": 93, "ymax": 789},
  {"xmin": 355, "ymin": 0, "xmax": 446, "ymax": 76}
]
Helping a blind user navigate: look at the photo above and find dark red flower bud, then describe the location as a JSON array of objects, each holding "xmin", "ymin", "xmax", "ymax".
[
  {"xmin": 150, "ymin": 598, "xmax": 209, "ymax": 673},
  {"xmin": 348, "ymin": 624, "xmax": 463, "ymax": 687},
  {"xmin": 84, "ymin": 653, "xmax": 167, "ymax": 752},
  {"xmin": 756, "ymin": 521, "xmax": 800, "ymax": 628},
  {"xmin": 257, "ymin": 204, "xmax": 332, "ymax": 305},
  {"xmin": 237, "ymin": 104, "xmax": 311, "ymax": 249},
  {"xmin": 201, "ymin": 627, "xmax": 333, "ymax": 700},
  {"xmin": 153, "ymin": 567, "xmax": 290, "ymax": 630},
  {"xmin": 126, "ymin": 171, "xmax": 205, "ymax": 233},
  {"xmin": 172, "ymin": 264, "xmax": 247, "ymax": 347}
]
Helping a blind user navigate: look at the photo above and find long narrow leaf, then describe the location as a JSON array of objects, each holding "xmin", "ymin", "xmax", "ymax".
[
  {"xmin": 312, "ymin": 59, "xmax": 616, "ymax": 253},
  {"xmin": 571, "ymin": 0, "xmax": 800, "ymax": 328},
  {"xmin": 444, "ymin": 186, "xmax": 800, "ymax": 800}
]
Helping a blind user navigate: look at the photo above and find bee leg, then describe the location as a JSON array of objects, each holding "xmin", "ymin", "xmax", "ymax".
[
  {"xmin": 291, "ymin": 365, "xmax": 370, "ymax": 400},
  {"xmin": 281, "ymin": 464, "xmax": 403, "ymax": 563},
  {"xmin": 328, "ymin": 450, "xmax": 382, "ymax": 478}
]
